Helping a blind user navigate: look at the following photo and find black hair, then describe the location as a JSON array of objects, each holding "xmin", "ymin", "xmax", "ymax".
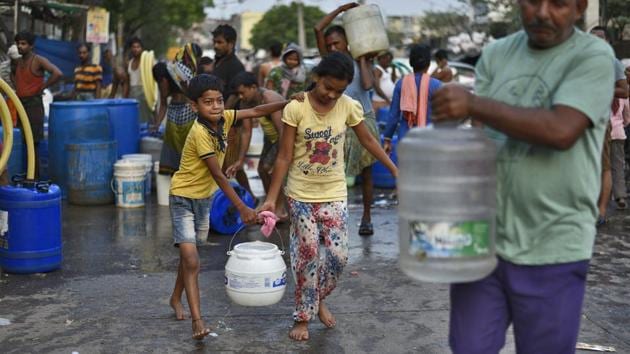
[
  {"xmin": 232, "ymin": 71, "xmax": 258, "ymax": 88},
  {"xmin": 14, "ymin": 31, "xmax": 36, "ymax": 45},
  {"xmin": 590, "ymin": 25, "xmax": 609, "ymax": 40},
  {"xmin": 152, "ymin": 62, "xmax": 180, "ymax": 93},
  {"xmin": 212, "ymin": 24, "xmax": 237, "ymax": 43},
  {"xmin": 312, "ymin": 52, "xmax": 354, "ymax": 83},
  {"xmin": 199, "ymin": 56, "xmax": 213, "ymax": 65},
  {"xmin": 187, "ymin": 74, "xmax": 225, "ymax": 101},
  {"xmin": 409, "ymin": 44, "xmax": 432, "ymax": 72},
  {"xmin": 324, "ymin": 25, "xmax": 346, "ymax": 40},
  {"xmin": 435, "ymin": 49, "xmax": 448, "ymax": 61},
  {"xmin": 128, "ymin": 36, "xmax": 143, "ymax": 48},
  {"xmin": 269, "ymin": 41, "xmax": 283, "ymax": 57},
  {"xmin": 77, "ymin": 43, "xmax": 90, "ymax": 52}
]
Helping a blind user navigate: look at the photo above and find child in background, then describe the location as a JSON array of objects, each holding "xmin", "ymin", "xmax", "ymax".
[
  {"xmin": 259, "ymin": 52, "xmax": 398, "ymax": 341},
  {"xmin": 168, "ymin": 74, "xmax": 290, "ymax": 340}
]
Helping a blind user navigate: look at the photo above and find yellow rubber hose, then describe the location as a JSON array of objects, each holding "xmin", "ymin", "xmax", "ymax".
[
  {"xmin": 140, "ymin": 50, "xmax": 157, "ymax": 111},
  {"xmin": 0, "ymin": 95, "xmax": 14, "ymax": 176},
  {"xmin": 0, "ymin": 78, "xmax": 36, "ymax": 180}
]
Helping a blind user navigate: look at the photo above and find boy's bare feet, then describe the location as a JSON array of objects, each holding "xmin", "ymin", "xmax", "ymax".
[
  {"xmin": 170, "ymin": 298, "xmax": 187, "ymax": 320},
  {"xmin": 192, "ymin": 318, "xmax": 211, "ymax": 340},
  {"xmin": 318, "ymin": 302, "xmax": 336, "ymax": 328},
  {"xmin": 289, "ymin": 321, "xmax": 309, "ymax": 341}
]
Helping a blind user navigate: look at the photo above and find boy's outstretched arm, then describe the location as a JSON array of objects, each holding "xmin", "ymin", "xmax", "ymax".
[
  {"xmin": 235, "ymin": 101, "xmax": 289, "ymax": 121},
  {"xmin": 204, "ymin": 155, "xmax": 257, "ymax": 224},
  {"xmin": 352, "ymin": 122, "xmax": 398, "ymax": 177}
]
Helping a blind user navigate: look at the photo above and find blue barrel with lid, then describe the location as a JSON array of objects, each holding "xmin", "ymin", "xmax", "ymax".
[
  {"xmin": 0, "ymin": 179, "xmax": 62, "ymax": 273},
  {"xmin": 66, "ymin": 141, "xmax": 117, "ymax": 205},
  {"xmin": 210, "ymin": 182, "xmax": 256, "ymax": 235},
  {"xmin": 0, "ymin": 127, "xmax": 25, "ymax": 179}
]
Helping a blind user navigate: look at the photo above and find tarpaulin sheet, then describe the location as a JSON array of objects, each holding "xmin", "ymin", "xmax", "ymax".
[{"xmin": 34, "ymin": 36, "xmax": 80, "ymax": 78}]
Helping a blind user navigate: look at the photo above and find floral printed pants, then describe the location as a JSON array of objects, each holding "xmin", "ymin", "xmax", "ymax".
[{"xmin": 287, "ymin": 197, "xmax": 349, "ymax": 322}]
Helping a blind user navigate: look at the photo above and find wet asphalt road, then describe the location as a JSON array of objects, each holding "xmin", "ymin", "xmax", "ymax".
[{"xmin": 0, "ymin": 179, "xmax": 628, "ymax": 353}]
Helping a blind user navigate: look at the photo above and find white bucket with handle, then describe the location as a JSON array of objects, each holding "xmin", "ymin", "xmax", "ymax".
[{"xmin": 112, "ymin": 159, "xmax": 146, "ymax": 208}]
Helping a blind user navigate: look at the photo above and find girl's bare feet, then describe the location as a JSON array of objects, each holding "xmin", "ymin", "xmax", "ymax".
[
  {"xmin": 289, "ymin": 321, "xmax": 309, "ymax": 341},
  {"xmin": 170, "ymin": 297, "xmax": 187, "ymax": 320},
  {"xmin": 192, "ymin": 318, "xmax": 211, "ymax": 340},
  {"xmin": 318, "ymin": 302, "xmax": 336, "ymax": 328}
]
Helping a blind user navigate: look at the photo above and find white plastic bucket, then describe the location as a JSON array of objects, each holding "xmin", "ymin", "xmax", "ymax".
[
  {"xmin": 121, "ymin": 154, "xmax": 152, "ymax": 196},
  {"xmin": 112, "ymin": 159, "xmax": 146, "ymax": 208},
  {"xmin": 155, "ymin": 161, "xmax": 170, "ymax": 206},
  {"xmin": 225, "ymin": 241, "xmax": 287, "ymax": 306},
  {"xmin": 342, "ymin": 4, "xmax": 390, "ymax": 59}
]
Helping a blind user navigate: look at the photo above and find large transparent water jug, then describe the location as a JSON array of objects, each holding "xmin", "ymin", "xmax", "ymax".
[{"xmin": 397, "ymin": 126, "xmax": 497, "ymax": 283}]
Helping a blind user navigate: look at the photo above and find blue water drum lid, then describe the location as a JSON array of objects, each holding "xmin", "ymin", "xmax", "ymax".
[
  {"xmin": 90, "ymin": 98, "xmax": 138, "ymax": 106},
  {"xmin": 210, "ymin": 182, "xmax": 256, "ymax": 235}
]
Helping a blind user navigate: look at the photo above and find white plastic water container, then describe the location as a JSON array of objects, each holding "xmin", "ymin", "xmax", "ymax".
[
  {"xmin": 112, "ymin": 159, "xmax": 146, "ymax": 208},
  {"xmin": 342, "ymin": 4, "xmax": 390, "ymax": 59},
  {"xmin": 225, "ymin": 241, "xmax": 287, "ymax": 306},
  {"xmin": 121, "ymin": 154, "xmax": 152, "ymax": 196},
  {"xmin": 397, "ymin": 127, "xmax": 497, "ymax": 283},
  {"xmin": 155, "ymin": 161, "xmax": 170, "ymax": 206}
]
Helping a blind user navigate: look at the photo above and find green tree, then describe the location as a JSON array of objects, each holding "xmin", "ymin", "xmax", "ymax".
[
  {"xmin": 420, "ymin": 11, "xmax": 471, "ymax": 38},
  {"xmin": 605, "ymin": 0, "xmax": 630, "ymax": 41},
  {"xmin": 249, "ymin": 2, "xmax": 325, "ymax": 50},
  {"xmin": 102, "ymin": 0, "xmax": 212, "ymax": 55}
]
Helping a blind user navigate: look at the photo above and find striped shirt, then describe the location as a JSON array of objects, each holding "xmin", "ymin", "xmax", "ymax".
[{"xmin": 74, "ymin": 64, "xmax": 103, "ymax": 93}]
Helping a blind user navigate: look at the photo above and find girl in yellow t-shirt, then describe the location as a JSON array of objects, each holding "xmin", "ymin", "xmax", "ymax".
[{"xmin": 259, "ymin": 52, "xmax": 398, "ymax": 341}]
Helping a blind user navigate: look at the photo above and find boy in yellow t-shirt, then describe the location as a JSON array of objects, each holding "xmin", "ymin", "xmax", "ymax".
[{"xmin": 168, "ymin": 74, "xmax": 290, "ymax": 340}]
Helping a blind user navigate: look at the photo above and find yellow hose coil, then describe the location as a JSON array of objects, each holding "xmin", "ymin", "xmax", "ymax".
[
  {"xmin": 0, "ymin": 96, "xmax": 14, "ymax": 176},
  {"xmin": 0, "ymin": 78, "xmax": 35, "ymax": 180},
  {"xmin": 140, "ymin": 50, "xmax": 157, "ymax": 111}
]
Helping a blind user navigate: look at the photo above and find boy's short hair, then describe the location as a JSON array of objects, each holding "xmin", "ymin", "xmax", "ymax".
[
  {"xmin": 232, "ymin": 71, "xmax": 258, "ymax": 88},
  {"xmin": 128, "ymin": 36, "xmax": 143, "ymax": 48},
  {"xmin": 212, "ymin": 24, "xmax": 237, "ymax": 43},
  {"xmin": 15, "ymin": 31, "xmax": 36, "ymax": 45},
  {"xmin": 187, "ymin": 74, "xmax": 225, "ymax": 101}
]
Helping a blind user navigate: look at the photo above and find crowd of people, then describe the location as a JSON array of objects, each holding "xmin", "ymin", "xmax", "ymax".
[{"xmin": 1, "ymin": 0, "xmax": 629, "ymax": 350}]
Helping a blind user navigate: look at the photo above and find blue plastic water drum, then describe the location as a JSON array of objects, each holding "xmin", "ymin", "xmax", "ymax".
[
  {"xmin": 66, "ymin": 141, "xmax": 117, "ymax": 205},
  {"xmin": 0, "ymin": 181, "xmax": 62, "ymax": 274},
  {"xmin": 0, "ymin": 127, "xmax": 25, "ymax": 179},
  {"xmin": 372, "ymin": 135, "xmax": 398, "ymax": 189},
  {"xmin": 376, "ymin": 107, "xmax": 390, "ymax": 131},
  {"xmin": 49, "ymin": 101, "xmax": 113, "ymax": 195},
  {"xmin": 210, "ymin": 182, "xmax": 256, "ymax": 235},
  {"xmin": 91, "ymin": 99, "xmax": 140, "ymax": 158},
  {"xmin": 38, "ymin": 139, "xmax": 49, "ymax": 180}
]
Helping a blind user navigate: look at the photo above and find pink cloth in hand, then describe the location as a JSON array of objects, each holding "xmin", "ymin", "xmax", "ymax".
[{"xmin": 259, "ymin": 211, "xmax": 278, "ymax": 238}]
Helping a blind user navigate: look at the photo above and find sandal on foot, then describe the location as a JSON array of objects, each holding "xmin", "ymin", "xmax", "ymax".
[
  {"xmin": 192, "ymin": 319, "xmax": 211, "ymax": 340},
  {"xmin": 596, "ymin": 216, "xmax": 607, "ymax": 227},
  {"xmin": 358, "ymin": 221, "xmax": 374, "ymax": 236},
  {"xmin": 616, "ymin": 198, "xmax": 627, "ymax": 210}
]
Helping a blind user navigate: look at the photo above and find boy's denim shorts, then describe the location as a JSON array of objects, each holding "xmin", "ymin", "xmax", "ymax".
[{"xmin": 169, "ymin": 195, "xmax": 211, "ymax": 246}]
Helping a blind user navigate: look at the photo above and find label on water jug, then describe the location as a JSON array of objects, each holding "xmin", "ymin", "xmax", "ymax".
[
  {"xmin": 408, "ymin": 220, "xmax": 490, "ymax": 258},
  {"xmin": 0, "ymin": 210, "xmax": 8, "ymax": 249}
]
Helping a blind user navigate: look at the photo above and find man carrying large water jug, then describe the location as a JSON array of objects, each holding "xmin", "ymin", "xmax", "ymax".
[{"xmin": 431, "ymin": 0, "xmax": 615, "ymax": 353}]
